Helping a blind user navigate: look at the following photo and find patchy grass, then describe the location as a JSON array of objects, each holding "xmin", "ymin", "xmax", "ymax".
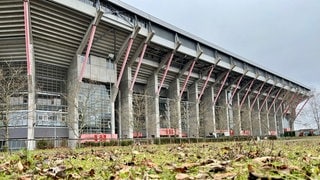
[{"xmin": 0, "ymin": 137, "xmax": 320, "ymax": 179}]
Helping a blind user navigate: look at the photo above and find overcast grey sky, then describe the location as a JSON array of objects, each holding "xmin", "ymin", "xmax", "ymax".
[{"xmin": 121, "ymin": 0, "xmax": 320, "ymax": 91}]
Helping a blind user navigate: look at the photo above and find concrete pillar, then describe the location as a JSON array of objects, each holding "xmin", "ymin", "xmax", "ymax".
[
  {"xmin": 145, "ymin": 73, "xmax": 160, "ymax": 138},
  {"xmin": 240, "ymin": 95, "xmax": 251, "ymax": 135},
  {"xmin": 276, "ymin": 104, "xmax": 284, "ymax": 135},
  {"xmin": 67, "ymin": 55, "xmax": 80, "ymax": 149},
  {"xmin": 111, "ymin": 102, "xmax": 116, "ymax": 135},
  {"xmin": 233, "ymin": 93, "xmax": 241, "ymax": 136},
  {"xmin": 288, "ymin": 106, "xmax": 297, "ymax": 131},
  {"xmin": 216, "ymin": 90, "xmax": 228, "ymax": 132},
  {"xmin": 168, "ymin": 78, "xmax": 181, "ymax": 137},
  {"xmin": 227, "ymin": 91, "xmax": 234, "ymax": 135},
  {"xmin": 27, "ymin": 44, "xmax": 36, "ymax": 150},
  {"xmin": 119, "ymin": 67, "xmax": 133, "ymax": 138},
  {"xmin": 251, "ymin": 96, "xmax": 260, "ymax": 136},
  {"xmin": 188, "ymin": 82, "xmax": 199, "ymax": 137},
  {"xmin": 270, "ymin": 102, "xmax": 277, "ymax": 135},
  {"xmin": 261, "ymin": 99, "xmax": 270, "ymax": 135},
  {"xmin": 24, "ymin": 0, "xmax": 36, "ymax": 150},
  {"xmin": 201, "ymin": 86, "xmax": 215, "ymax": 136}
]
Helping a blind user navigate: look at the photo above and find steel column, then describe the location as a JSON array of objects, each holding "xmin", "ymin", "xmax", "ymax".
[
  {"xmin": 130, "ymin": 42, "xmax": 148, "ymax": 91},
  {"xmin": 198, "ymin": 66, "xmax": 214, "ymax": 101},
  {"xmin": 250, "ymin": 80, "xmax": 268, "ymax": 111},
  {"xmin": 79, "ymin": 25, "xmax": 97, "ymax": 82},
  {"xmin": 259, "ymin": 85, "xmax": 274, "ymax": 112},
  {"xmin": 157, "ymin": 52, "xmax": 174, "ymax": 95},
  {"xmin": 274, "ymin": 91, "xmax": 291, "ymax": 114},
  {"xmin": 115, "ymin": 38, "xmax": 134, "ymax": 88},
  {"xmin": 294, "ymin": 96, "xmax": 311, "ymax": 121},
  {"xmin": 179, "ymin": 60, "xmax": 196, "ymax": 98},
  {"xmin": 229, "ymin": 71, "xmax": 247, "ymax": 104},
  {"xmin": 267, "ymin": 88, "xmax": 283, "ymax": 113},
  {"xmin": 23, "ymin": 0, "xmax": 31, "ymax": 75},
  {"xmin": 282, "ymin": 93, "xmax": 298, "ymax": 116},
  {"xmin": 239, "ymin": 77, "xmax": 257, "ymax": 109},
  {"xmin": 213, "ymin": 68, "xmax": 233, "ymax": 105}
]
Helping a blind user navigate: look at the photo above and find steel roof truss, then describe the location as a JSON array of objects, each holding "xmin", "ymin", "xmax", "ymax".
[
  {"xmin": 258, "ymin": 85, "xmax": 275, "ymax": 112},
  {"xmin": 282, "ymin": 92, "xmax": 298, "ymax": 116},
  {"xmin": 76, "ymin": 9, "xmax": 103, "ymax": 55},
  {"xmin": 250, "ymin": 78, "xmax": 269, "ymax": 112},
  {"xmin": 267, "ymin": 87, "xmax": 283, "ymax": 113},
  {"xmin": 294, "ymin": 96, "xmax": 311, "ymax": 121},
  {"xmin": 128, "ymin": 31, "xmax": 154, "ymax": 67},
  {"xmin": 197, "ymin": 58, "xmax": 221, "ymax": 101},
  {"xmin": 79, "ymin": 25, "xmax": 97, "ymax": 82},
  {"xmin": 229, "ymin": 70, "xmax": 248, "ymax": 104},
  {"xmin": 179, "ymin": 59, "xmax": 196, "ymax": 98},
  {"xmin": 239, "ymin": 75, "xmax": 259, "ymax": 109},
  {"xmin": 114, "ymin": 25, "xmax": 141, "ymax": 64},
  {"xmin": 155, "ymin": 34, "xmax": 181, "ymax": 73},
  {"xmin": 273, "ymin": 90, "xmax": 291, "ymax": 114},
  {"xmin": 177, "ymin": 43, "xmax": 203, "ymax": 79},
  {"xmin": 129, "ymin": 32, "xmax": 154, "ymax": 91},
  {"xmin": 213, "ymin": 65, "xmax": 235, "ymax": 105}
]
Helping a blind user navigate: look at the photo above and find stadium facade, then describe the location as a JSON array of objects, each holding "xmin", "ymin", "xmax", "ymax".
[{"xmin": 0, "ymin": 0, "xmax": 310, "ymax": 149}]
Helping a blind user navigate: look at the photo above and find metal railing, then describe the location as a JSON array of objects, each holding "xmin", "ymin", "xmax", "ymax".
[{"xmin": 0, "ymin": 135, "xmax": 270, "ymax": 151}]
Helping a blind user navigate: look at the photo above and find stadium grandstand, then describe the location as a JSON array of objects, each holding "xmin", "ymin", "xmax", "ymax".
[{"xmin": 0, "ymin": 0, "xmax": 310, "ymax": 149}]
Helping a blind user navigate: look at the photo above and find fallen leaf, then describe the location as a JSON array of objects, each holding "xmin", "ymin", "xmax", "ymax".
[
  {"xmin": 132, "ymin": 150, "xmax": 139, "ymax": 155},
  {"xmin": 194, "ymin": 173, "xmax": 209, "ymax": 179},
  {"xmin": 68, "ymin": 173, "xmax": 81, "ymax": 179},
  {"xmin": 174, "ymin": 166, "xmax": 187, "ymax": 173},
  {"xmin": 252, "ymin": 156, "xmax": 276, "ymax": 164},
  {"xmin": 148, "ymin": 174, "xmax": 160, "ymax": 179},
  {"xmin": 207, "ymin": 164, "xmax": 226, "ymax": 173},
  {"xmin": 89, "ymin": 169, "xmax": 95, "ymax": 177},
  {"xmin": 18, "ymin": 174, "xmax": 32, "ymax": 180},
  {"xmin": 175, "ymin": 173, "xmax": 190, "ymax": 180},
  {"xmin": 213, "ymin": 172, "xmax": 237, "ymax": 180},
  {"xmin": 16, "ymin": 161, "xmax": 24, "ymax": 172}
]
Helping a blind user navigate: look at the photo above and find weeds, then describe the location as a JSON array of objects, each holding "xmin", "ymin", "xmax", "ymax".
[{"xmin": 0, "ymin": 137, "xmax": 319, "ymax": 179}]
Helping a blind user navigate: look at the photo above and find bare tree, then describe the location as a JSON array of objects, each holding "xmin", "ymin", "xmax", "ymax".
[
  {"xmin": 0, "ymin": 60, "xmax": 28, "ymax": 150},
  {"xmin": 299, "ymin": 91, "xmax": 320, "ymax": 130},
  {"xmin": 309, "ymin": 92, "xmax": 320, "ymax": 130},
  {"xmin": 169, "ymin": 98, "xmax": 181, "ymax": 137},
  {"xmin": 66, "ymin": 79, "xmax": 112, "ymax": 141},
  {"xmin": 132, "ymin": 93, "xmax": 146, "ymax": 137}
]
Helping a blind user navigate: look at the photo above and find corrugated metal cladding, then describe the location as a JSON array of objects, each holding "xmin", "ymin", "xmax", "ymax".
[
  {"xmin": 0, "ymin": 0, "xmax": 25, "ymax": 62},
  {"xmin": 30, "ymin": 0, "xmax": 91, "ymax": 67}
]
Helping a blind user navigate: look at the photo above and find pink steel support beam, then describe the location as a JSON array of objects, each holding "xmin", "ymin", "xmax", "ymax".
[
  {"xmin": 115, "ymin": 38, "xmax": 134, "ymax": 88},
  {"xmin": 179, "ymin": 60, "xmax": 196, "ymax": 98},
  {"xmin": 129, "ymin": 42, "xmax": 148, "ymax": 91},
  {"xmin": 274, "ymin": 91, "xmax": 290, "ymax": 114},
  {"xmin": 229, "ymin": 72, "xmax": 246, "ymax": 104},
  {"xmin": 79, "ymin": 25, "xmax": 97, "ymax": 82},
  {"xmin": 197, "ymin": 65, "xmax": 214, "ymax": 101},
  {"xmin": 23, "ymin": 0, "xmax": 31, "ymax": 75},
  {"xmin": 156, "ymin": 52, "xmax": 174, "ymax": 95},
  {"xmin": 268, "ymin": 88, "xmax": 283, "ymax": 113},
  {"xmin": 213, "ymin": 69, "xmax": 232, "ymax": 105},
  {"xmin": 239, "ymin": 78, "xmax": 256, "ymax": 109},
  {"xmin": 258, "ymin": 85, "xmax": 274, "ymax": 112},
  {"xmin": 249, "ymin": 80, "xmax": 267, "ymax": 111},
  {"xmin": 282, "ymin": 93, "xmax": 298, "ymax": 116},
  {"xmin": 294, "ymin": 96, "xmax": 311, "ymax": 121}
]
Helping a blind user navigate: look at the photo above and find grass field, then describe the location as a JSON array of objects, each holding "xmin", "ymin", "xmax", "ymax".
[{"xmin": 1, "ymin": 137, "xmax": 320, "ymax": 179}]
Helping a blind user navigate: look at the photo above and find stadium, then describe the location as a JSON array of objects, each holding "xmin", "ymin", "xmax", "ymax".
[{"xmin": 0, "ymin": 0, "xmax": 310, "ymax": 150}]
